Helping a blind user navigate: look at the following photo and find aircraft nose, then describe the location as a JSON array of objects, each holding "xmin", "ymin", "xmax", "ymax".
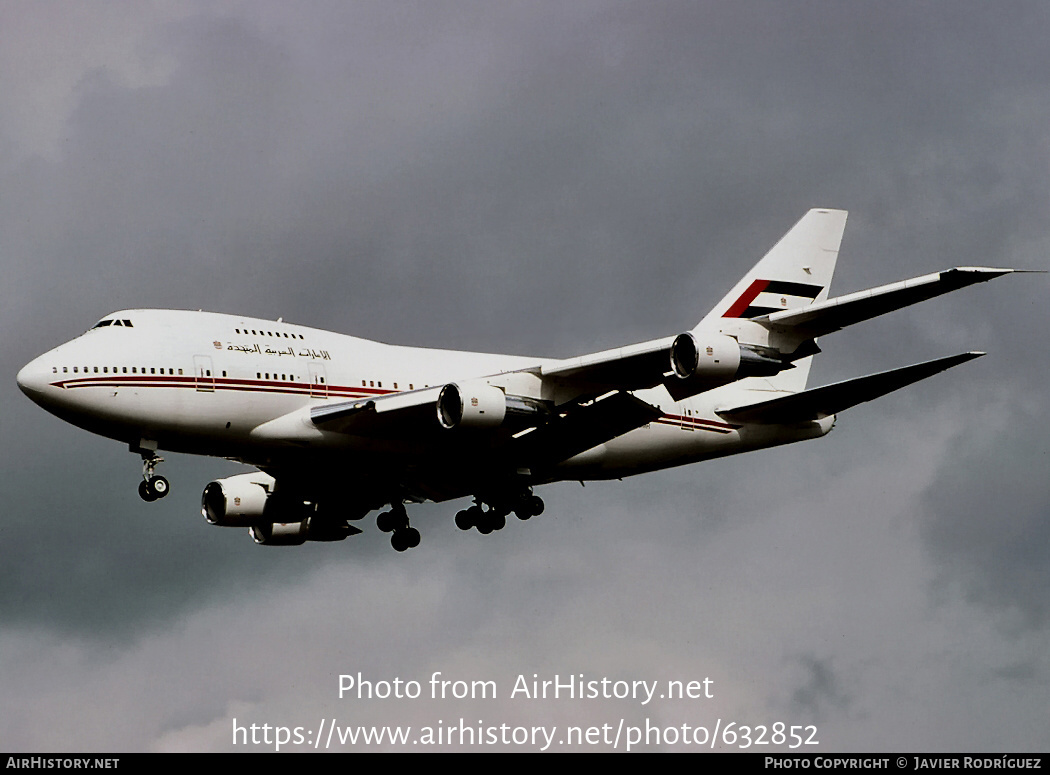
[{"xmin": 16, "ymin": 356, "xmax": 50, "ymax": 401}]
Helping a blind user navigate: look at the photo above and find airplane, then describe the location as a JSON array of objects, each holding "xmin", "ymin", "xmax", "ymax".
[{"xmin": 17, "ymin": 209, "xmax": 1026, "ymax": 552}]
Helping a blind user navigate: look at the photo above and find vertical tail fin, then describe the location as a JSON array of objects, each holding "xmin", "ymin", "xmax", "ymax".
[
  {"xmin": 699, "ymin": 209, "xmax": 847, "ymax": 325},
  {"xmin": 697, "ymin": 209, "xmax": 848, "ymax": 392}
]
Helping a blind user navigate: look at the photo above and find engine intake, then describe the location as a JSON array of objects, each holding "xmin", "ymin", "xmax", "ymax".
[{"xmin": 201, "ymin": 472, "xmax": 275, "ymax": 526}]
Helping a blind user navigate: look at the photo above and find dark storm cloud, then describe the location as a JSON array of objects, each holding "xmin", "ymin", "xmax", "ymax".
[
  {"xmin": 921, "ymin": 407, "xmax": 1050, "ymax": 631},
  {"xmin": 2, "ymin": 1, "xmax": 1049, "ymax": 751},
  {"xmin": 790, "ymin": 655, "xmax": 851, "ymax": 721}
]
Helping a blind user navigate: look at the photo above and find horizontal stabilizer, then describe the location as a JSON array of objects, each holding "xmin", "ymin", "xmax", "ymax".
[
  {"xmin": 757, "ymin": 267, "xmax": 1020, "ymax": 336},
  {"xmin": 716, "ymin": 352, "xmax": 985, "ymax": 425}
]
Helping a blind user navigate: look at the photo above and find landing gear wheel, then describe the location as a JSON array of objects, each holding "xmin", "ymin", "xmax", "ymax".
[
  {"xmin": 136, "ymin": 448, "xmax": 168, "ymax": 502},
  {"xmin": 390, "ymin": 527, "xmax": 420, "ymax": 552},
  {"xmin": 514, "ymin": 496, "xmax": 542, "ymax": 520},
  {"xmin": 403, "ymin": 527, "xmax": 421, "ymax": 549},
  {"xmin": 376, "ymin": 511, "xmax": 398, "ymax": 533},
  {"xmin": 138, "ymin": 475, "xmax": 169, "ymax": 501},
  {"xmin": 455, "ymin": 509, "xmax": 473, "ymax": 531},
  {"xmin": 138, "ymin": 480, "xmax": 157, "ymax": 502},
  {"xmin": 149, "ymin": 475, "xmax": 169, "ymax": 498}
]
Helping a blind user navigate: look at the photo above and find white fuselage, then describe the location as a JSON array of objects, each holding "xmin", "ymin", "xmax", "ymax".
[{"xmin": 17, "ymin": 309, "xmax": 832, "ymax": 493}]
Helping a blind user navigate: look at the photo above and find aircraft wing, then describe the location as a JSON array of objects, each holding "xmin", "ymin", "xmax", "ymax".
[
  {"xmin": 309, "ymin": 383, "xmax": 664, "ymax": 464},
  {"xmin": 755, "ymin": 267, "xmax": 1018, "ymax": 336},
  {"xmin": 508, "ymin": 390, "xmax": 664, "ymax": 468},
  {"xmin": 715, "ymin": 351, "xmax": 984, "ymax": 425},
  {"xmin": 309, "ymin": 385, "xmax": 445, "ymax": 436},
  {"xmin": 539, "ymin": 336, "xmax": 675, "ymax": 391}
]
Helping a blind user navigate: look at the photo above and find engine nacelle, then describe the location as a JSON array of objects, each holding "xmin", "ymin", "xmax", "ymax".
[
  {"xmin": 249, "ymin": 520, "xmax": 308, "ymax": 546},
  {"xmin": 249, "ymin": 517, "xmax": 353, "ymax": 546},
  {"xmin": 670, "ymin": 331, "xmax": 789, "ymax": 382},
  {"xmin": 437, "ymin": 382, "xmax": 508, "ymax": 429},
  {"xmin": 670, "ymin": 332, "xmax": 742, "ymax": 380},
  {"xmin": 201, "ymin": 472, "xmax": 275, "ymax": 527}
]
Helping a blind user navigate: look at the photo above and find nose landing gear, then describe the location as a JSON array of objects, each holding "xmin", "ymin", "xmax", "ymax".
[{"xmin": 137, "ymin": 450, "xmax": 170, "ymax": 502}]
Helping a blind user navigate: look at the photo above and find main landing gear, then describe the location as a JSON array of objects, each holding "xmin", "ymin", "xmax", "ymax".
[
  {"xmin": 376, "ymin": 503, "xmax": 421, "ymax": 552},
  {"xmin": 455, "ymin": 491, "xmax": 544, "ymax": 535},
  {"xmin": 137, "ymin": 450, "xmax": 170, "ymax": 502}
]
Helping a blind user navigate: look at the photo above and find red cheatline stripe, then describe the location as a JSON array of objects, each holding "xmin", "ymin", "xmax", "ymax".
[
  {"xmin": 50, "ymin": 376, "xmax": 738, "ymax": 434},
  {"xmin": 50, "ymin": 375, "xmax": 393, "ymax": 400},
  {"xmin": 722, "ymin": 279, "xmax": 769, "ymax": 318}
]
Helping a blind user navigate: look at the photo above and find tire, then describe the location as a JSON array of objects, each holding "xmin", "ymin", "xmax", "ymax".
[
  {"xmin": 376, "ymin": 511, "xmax": 396, "ymax": 533},
  {"xmin": 138, "ymin": 480, "xmax": 157, "ymax": 502}
]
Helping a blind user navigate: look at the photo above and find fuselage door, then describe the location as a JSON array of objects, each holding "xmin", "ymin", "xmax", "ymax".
[
  {"xmin": 308, "ymin": 362, "xmax": 328, "ymax": 399},
  {"xmin": 194, "ymin": 355, "xmax": 215, "ymax": 392}
]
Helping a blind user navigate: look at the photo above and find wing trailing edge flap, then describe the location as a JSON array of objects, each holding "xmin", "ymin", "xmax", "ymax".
[
  {"xmin": 510, "ymin": 390, "xmax": 663, "ymax": 468},
  {"xmin": 716, "ymin": 352, "xmax": 984, "ymax": 425},
  {"xmin": 754, "ymin": 267, "xmax": 1018, "ymax": 337}
]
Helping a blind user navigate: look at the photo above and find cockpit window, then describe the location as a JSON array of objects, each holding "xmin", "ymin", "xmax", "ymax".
[
  {"xmin": 92, "ymin": 318, "xmax": 133, "ymax": 329},
  {"xmin": 93, "ymin": 320, "xmax": 113, "ymax": 328}
]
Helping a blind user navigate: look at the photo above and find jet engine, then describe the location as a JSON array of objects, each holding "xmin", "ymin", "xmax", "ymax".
[
  {"xmin": 202, "ymin": 472, "xmax": 358, "ymax": 545},
  {"xmin": 670, "ymin": 332, "xmax": 788, "ymax": 382},
  {"xmin": 436, "ymin": 382, "xmax": 547, "ymax": 430},
  {"xmin": 201, "ymin": 472, "xmax": 275, "ymax": 527}
]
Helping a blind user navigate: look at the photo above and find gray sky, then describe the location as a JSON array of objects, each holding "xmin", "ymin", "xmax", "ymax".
[{"xmin": 2, "ymin": 1, "xmax": 1048, "ymax": 751}]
